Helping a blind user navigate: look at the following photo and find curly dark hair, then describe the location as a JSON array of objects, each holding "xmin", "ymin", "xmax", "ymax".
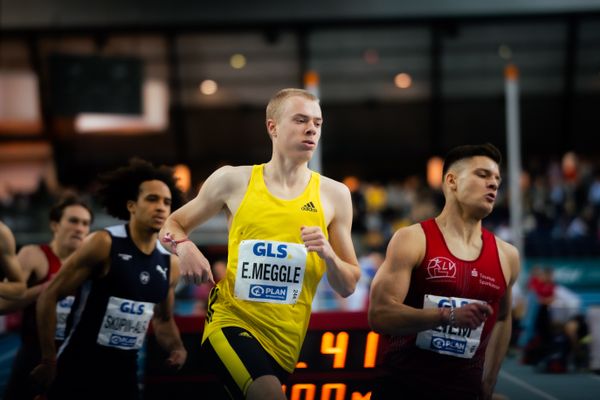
[{"xmin": 96, "ymin": 158, "xmax": 185, "ymax": 220}]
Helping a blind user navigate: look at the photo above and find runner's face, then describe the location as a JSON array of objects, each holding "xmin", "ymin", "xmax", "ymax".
[
  {"xmin": 451, "ymin": 156, "xmax": 501, "ymax": 218},
  {"xmin": 270, "ymin": 96, "xmax": 322, "ymax": 162},
  {"xmin": 52, "ymin": 205, "xmax": 92, "ymax": 253},
  {"xmin": 129, "ymin": 180, "xmax": 172, "ymax": 232}
]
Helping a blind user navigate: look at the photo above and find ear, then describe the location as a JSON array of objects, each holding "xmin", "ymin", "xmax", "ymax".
[
  {"xmin": 266, "ymin": 119, "xmax": 277, "ymax": 138},
  {"xmin": 49, "ymin": 221, "xmax": 59, "ymax": 234},
  {"xmin": 126, "ymin": 199, "xmax": 136, "ymax": 214},
  {"xmin": 445, "ymin": 171, "xmax": 458, "ymax": 190}
]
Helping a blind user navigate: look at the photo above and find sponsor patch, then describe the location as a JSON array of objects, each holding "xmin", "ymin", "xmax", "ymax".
[{"xmin": 248, "ymin": 284, "xmax": 287, "ymax": 301}]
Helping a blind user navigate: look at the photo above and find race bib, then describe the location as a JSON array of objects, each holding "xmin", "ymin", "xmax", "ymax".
[
  {"xmin": 415, "ymin": 294, "xmax": 485, "ymax": 359},
  {"xmin": 234, "ymin": 240, "xmax": 307, "ymax": 304},
  {"xmin": 55, "ymin": 295, "xmax": 74, "ymax": 341},
  {"xmin": 97, "ymin": 296, "xmax": 154, "ymax": 350}
]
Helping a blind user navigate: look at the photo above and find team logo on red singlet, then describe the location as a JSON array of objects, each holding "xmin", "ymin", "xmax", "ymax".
[{"xmin": 426, "ymin": 257, "xmax": 456, "ymax": 279}]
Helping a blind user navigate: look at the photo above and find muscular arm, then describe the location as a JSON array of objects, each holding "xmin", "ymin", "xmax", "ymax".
[
  {"xmin": 0, "ymin": 222, "xmax": 26, "ymax": 301},
  {"xmin": 151, "ymin": 256, "xmax": 187, "ymax": 370},
  {"xmin": 32, "ymin": 231, "xmax": 110, "ymax": 388},
  {"xmin": 303, "ymin": 180, "xmax": 360, "ymax": 297},
  {"xmin": 481, "ymin": 241, "xmax": 520, "ymax": 399},
  {"xmin": 368, "ymin": 225, "xmax": 442, "ymax": 335},
  {"xmin": 0, "ymin": 245, "xmax": 46, "ymax": 313},
  {"xmin": 159, "ymin": 166, "xmax": 247, "ymax": 284},
  {"xmin": 369, "ymin": 225, "xmax": 492, "ymax": 336}
]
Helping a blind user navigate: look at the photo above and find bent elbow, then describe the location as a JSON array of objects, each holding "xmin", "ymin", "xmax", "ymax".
[{"xmin": 368, "ymin": 307, "xmax": 385, "ymax": 334}]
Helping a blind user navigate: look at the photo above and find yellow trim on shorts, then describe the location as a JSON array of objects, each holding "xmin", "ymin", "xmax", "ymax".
[{"xmin": 209, "ymin": 328, "xmax": 253, "ymax": 395}]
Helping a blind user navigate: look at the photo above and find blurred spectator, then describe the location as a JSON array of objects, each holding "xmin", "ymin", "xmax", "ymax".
[
  {"xmin": 522, "ymin": 266, "xmax": 557, "ymax": 366},
  {"xmin": 564, "ymin": 314, "xmax": 590, "ymax": 371}
]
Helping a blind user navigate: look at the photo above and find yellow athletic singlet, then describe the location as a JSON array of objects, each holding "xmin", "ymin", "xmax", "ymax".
[{"xmin": 202, "ymin": 164, "xmax": 328, "ymax": 372}]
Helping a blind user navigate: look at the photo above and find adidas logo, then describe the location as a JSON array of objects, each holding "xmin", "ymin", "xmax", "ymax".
[{"xmin": 301, "ymin": 201, "xmax": 318, "ymax": 212}]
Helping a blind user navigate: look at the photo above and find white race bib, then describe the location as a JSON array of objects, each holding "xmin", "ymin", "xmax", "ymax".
[
  {"xmin": 415, "ymin": 294, "xmax": 485, "ymax": 359},
  {"xmin": 234, "ymin": 240, "xmax": 307, "ymax": 304},
  {"xmin": 55, "ymin": 295, "xmax": 74, "ymax": 341},
  {"xmin": 97, "ymin": 296, "xmax": 154, "ymax": 350}
]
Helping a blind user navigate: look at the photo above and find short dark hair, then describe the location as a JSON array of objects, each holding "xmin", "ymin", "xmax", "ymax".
[
  {"xmin": 97, "ymin": 158, "xmax": 185, "ymax": 221},
  {"xmin": 442, "ymin": 143, "xmax": 502, "ymax": 177},
  {"xmin": 49, "ymin": 194, "xmax": 94, "ymax": 224}
]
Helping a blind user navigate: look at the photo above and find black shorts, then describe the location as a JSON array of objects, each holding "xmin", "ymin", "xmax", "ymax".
[{"xmin": 201, "ymin": 326, "xmax": 290, "ymax": 399}]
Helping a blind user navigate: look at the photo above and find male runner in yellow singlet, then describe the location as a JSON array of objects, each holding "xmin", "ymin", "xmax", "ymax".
[{"xmin": 160, "ymin": 88, "xmax": 361, "ymax": 399}]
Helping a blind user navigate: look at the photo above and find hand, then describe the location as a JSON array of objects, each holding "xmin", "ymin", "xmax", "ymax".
[
  {"xmin": 165, "ymin": 347, "xmax": 187, "ymax": 370},
  {"xmin": 30, "ymin": 360, "xmax": 57, "ymax": 392},
  {"xmin": 300, "ymin": 226, "xmax": 335, "ymax": 261},
  {"xmin": 177, "ymin": 242, "xmax": 214, "ymax": 286},
  {"xmin": 453, "ymin": 302, "xmax": 493, "ymax": 329}
]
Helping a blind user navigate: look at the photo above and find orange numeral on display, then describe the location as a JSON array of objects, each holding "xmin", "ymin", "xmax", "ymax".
[
  {"xmin": 322, "ymin": 383, "xmax": 346, "ymax": 400},
  {"xmin": 363, "ymin": 331, "xmax": 379, "ymax": 368},
  {"xmin": 320, "ymin": 331, "xmax": 349, "ymax": 368},
  {"xmin": 290, "ymin": 383, "xmax": 316, "ymax": 400}
]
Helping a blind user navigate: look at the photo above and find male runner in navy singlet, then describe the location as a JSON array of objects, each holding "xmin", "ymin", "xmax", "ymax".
[{"xmin": 32, "ymin": 159, "xmax": 187, "ymax": 399}]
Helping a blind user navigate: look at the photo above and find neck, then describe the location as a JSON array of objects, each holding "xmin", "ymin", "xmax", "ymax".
[
  {"xmin": 435, "ymin": 207, "xmax": 482, "ymax": 244},
  {"xmin": 49, "ymin": 241, "xmax": 73, "ymax": 262},
  {"xmin": 128, "ymin": 220, "xmax": 157, "ymax": 254},
  {"xmin": 264, "ymin": 157, "xmax": 310, "ymax": 186}
]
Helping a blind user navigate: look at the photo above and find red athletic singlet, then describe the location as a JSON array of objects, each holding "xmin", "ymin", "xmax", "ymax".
[
  {"xmin": 383, "ymin": 219, "xmax": 507, "ymax": 397},
  {"xmin": 39, "ymin": 244, "xmax": 62, "ymax": 281}
]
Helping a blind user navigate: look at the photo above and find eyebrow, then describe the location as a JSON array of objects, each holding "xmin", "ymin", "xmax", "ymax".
[
  {"xmin": 475, "ymin": 168, "xmax": 502, "ymax": 183},
  {"xmin": 293, "ymin": 113, "xmax": 322, "ymax": 122}
]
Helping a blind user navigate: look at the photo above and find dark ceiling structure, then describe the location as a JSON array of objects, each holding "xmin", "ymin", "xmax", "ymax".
[{"xmin": 1, "ymin": 0, "xmax": 600, "ymax": 184}]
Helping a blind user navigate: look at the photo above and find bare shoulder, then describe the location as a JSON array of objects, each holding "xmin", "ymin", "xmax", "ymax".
[
  {"xmin": 390, "ymin": 223, "xmax": 426, "ymax": 249},
  {"xmin": 82, "ymin": 230, "xmax": 113, "ymax": 256},
  {"xmin": 17, "ymin": 244, "xmax": 46, "ymax": 264},
  {"xmin": 386, "ymin": 223, "xmax": 426, "ymax": 266},
  {"xmin": 320, "ymin": 175, "xmax": 351, "ymax": 201},
  {"xmin": 205, "ymin": 165, "xmax": 253, "ymax": 195},
  {"xmin": 319, "ymin": 176, "xmax": 352, "ymax": 225},
  {"xmin": 16, "ymin": 244, "xmax": 48, "ymax": 281},
  {"xmin": 495, "ymin": 237, "xmax": 520, "ymax": 284},
  {"xmin": 212, "ymin": 165, "xmax": 252, "ymax": 182}
]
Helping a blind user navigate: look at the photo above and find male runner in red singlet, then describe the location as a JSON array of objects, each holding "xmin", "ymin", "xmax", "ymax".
[
  {"xmin": 1, "ymin": 195, "xmax": 93, "ymax": 400},
  {"xmin": 369, "ymin": 143, "xmax": 520, "ymax": 400}
]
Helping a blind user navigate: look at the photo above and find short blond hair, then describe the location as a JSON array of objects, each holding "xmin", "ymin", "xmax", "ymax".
[{"xmin": 266, "ymin": 88, "xmax": 319, "ymax": 123}]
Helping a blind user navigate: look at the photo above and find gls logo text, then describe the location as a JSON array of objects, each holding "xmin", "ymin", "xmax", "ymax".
[
  {"xmin": 120, "ymin": 301, "xmax": 145, "ymax": 315},
  {"xmin": 252, "ymin": 242, "xmax": 288, "ymax": 258}
]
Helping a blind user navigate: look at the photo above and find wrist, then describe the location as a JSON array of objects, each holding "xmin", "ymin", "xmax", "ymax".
[
  {"xmin": 449, "ymin": 304, "xmax": 457, "ymax": 327},
  {"xmin": 438, "ymin": 307, "xmax": 450, "ymax": 326},
  {"xmin": 161, "ymin": 233, "xmax": 192, "ymax": 256}
]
